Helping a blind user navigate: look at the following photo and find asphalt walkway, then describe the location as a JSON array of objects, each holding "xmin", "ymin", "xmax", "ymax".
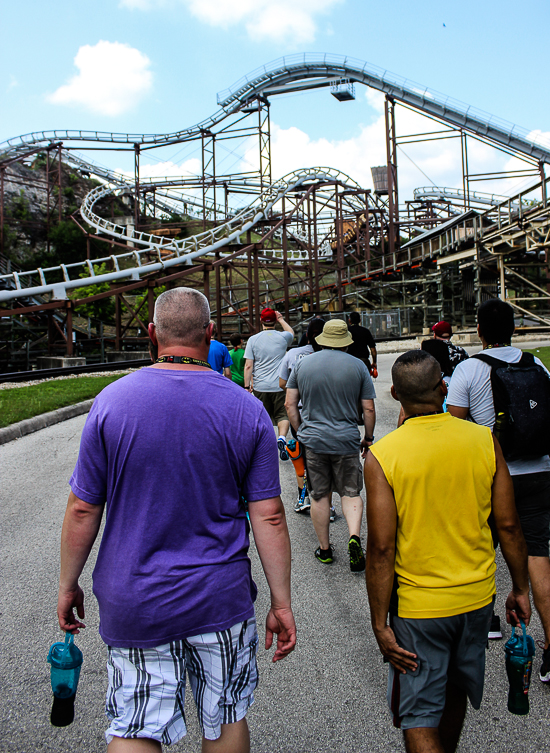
[{"xmin": 1, "ymin": 349, "xmax": 549, "ymax": 752}]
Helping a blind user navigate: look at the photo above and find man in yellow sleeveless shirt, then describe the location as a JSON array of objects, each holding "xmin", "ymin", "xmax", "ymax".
[{"xmin": 365, "ymin": 350, "xmax": 531, "ymax": 753}]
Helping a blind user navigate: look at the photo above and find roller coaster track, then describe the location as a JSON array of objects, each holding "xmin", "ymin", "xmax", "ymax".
[
  {"xmin": 2, "ymin": 53, "xmax": 550, "ymax": 163},
  {"xmin": 413, "ymin": 186, "xmax": 521, "ymax": 209},
  {"xmin": 0, "ymin": 167, "xmax": 361, "ymax": 303}
]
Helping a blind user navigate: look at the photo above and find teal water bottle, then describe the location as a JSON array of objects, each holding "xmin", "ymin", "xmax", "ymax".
[
  {"xmin": 505, "ymin": 621, "xmax": 535, "ymax": 715},
  {"xmin": 47, "ymin": 632, "xmax": 83, "ymax": 727}
]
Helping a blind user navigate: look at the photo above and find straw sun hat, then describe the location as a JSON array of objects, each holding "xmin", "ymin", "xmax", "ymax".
[{"xmin": 315, "ymin": 319, "xmax": 353, "ymax": 348}]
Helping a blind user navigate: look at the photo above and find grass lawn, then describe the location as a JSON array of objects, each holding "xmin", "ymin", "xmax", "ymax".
[
  {"xmin": 0, "ymin": 374, "xmax": 126, "ymax": 428},
  {"xmin": 524, "ymin": 346, "xmax": 550, "ymax": 370}
]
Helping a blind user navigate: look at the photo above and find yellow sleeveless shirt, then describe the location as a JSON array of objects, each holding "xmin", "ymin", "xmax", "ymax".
[{"xmin": 370, "ymin": 413, "xmax": 496, "ymax": 618}]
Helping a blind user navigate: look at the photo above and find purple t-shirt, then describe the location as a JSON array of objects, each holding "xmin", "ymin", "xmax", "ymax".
[{"xmin": 70, "ymin": 367, "xmax": 280, "ymax": 648}]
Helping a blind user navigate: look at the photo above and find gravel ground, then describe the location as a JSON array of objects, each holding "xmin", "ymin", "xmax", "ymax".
[{"xmin": 1, "ymin": 352, "xmax": 549, "ymax": 752}]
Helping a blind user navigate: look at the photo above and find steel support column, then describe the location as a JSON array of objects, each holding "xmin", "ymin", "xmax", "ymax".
[
  {"xmin": 385, "ymin": 97, "xmax": 399, "ymax": 259},
  {"xmin": 282, "ymin": 196, "xmax": 290, "ymax": 320},
  {"xmin": 258, "ymin": 98, "xmax": 272, "ymax": 192},
  {"xmin": 65, "ymin": 302, "xmax": 73, "ymax": 356},
  {"xmin": 312, "ymin": 188, "xmax": 321, "ymax": 311},
  {"xmin": 215, "ymin": 253, "xmax": 222, "ymax": 337},
  {"xmin": 115, "ymin": 293, "xmax": 122, "ymax": 351},
  {"xmin": 134, "ymin": 144, "xmax": 140, "ymax": 229}
]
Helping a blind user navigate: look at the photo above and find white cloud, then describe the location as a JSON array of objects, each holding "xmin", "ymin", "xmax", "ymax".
[
  {"xmin": 7, "ymin": 75, "xmax": 18, "ymax": 92},
  {"xmin": 137, "ymin": 158, "xmax": 201, "ymax": 179},
  {"xmin": 48, "ymin": 41, "xmax": 153, "ymax": 116},
  {"xmin": 120, "ymin": 0, "xmax": 341, "ymax": 44},
  {"xmin": 239, "ymin": 99, "xmax": 535, "ymax": 203}
]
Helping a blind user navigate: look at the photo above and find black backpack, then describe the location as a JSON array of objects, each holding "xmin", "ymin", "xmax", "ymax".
[{"xmin": 473, "ymin": 352, "xmax": 550, "ymax": 461}]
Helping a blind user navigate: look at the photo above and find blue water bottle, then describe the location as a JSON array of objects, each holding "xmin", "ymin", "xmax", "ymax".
[
  {"xmin": 505, "ymin": 621, "xmax": 535, "ymax": 715},
  {"xmin": 47, "ymin": 632, "xmax": 83, "ymax": 727}
]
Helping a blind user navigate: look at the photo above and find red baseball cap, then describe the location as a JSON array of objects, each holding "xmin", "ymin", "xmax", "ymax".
[
  {"xmin": 432, "ymin": 321, "xmax": 452, "ymax": 338},
  {"xmin": 260, "ymin": 308, "xmax": 277, "ymax": 323}
]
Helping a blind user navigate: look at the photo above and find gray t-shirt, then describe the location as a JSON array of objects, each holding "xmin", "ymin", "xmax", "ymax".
[
  {"xmin": 278, "ymin": 344, "xmax": 314, "ymax": 382},
  {"xmin": 244, "ymin": 329, "xmax": 294, "ymax": 392},
  {"xmin": 447, "ymin": 346, "xmax": 550, "ymax": 476},
  {"xmin": 287, "ymin": 349, "xmax": 376, "ymax": 455}
]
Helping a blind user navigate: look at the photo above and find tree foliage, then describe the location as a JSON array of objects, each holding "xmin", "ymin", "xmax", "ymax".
[{"xmin": 70, "ymin": 263, "xmax": 116, "ymax": 321}]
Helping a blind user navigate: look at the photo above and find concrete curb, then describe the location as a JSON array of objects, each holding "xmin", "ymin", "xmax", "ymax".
[{"xmin": 0, "ymin": 399, "xmax": 94, "ymax": 446}]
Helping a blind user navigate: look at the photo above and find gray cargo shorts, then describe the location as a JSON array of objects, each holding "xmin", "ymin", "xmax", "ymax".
[
  {"xmin": 304, "ymin": 448, "xmax": 363, "ymax": 499},
  {"xmin": 388, "ymin": 600, "xmax": 493, "ymax": 730}
]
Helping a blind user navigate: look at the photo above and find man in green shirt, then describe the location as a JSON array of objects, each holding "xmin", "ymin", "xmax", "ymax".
[{"xmin": 229, "ymin": 333, "xmax": 246, "ymax": 387}]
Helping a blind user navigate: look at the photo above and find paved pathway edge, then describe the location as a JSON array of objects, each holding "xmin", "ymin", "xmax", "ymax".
[{"xmin": 0, "ymin": 399, "xmax": 94, "ymax": 445}]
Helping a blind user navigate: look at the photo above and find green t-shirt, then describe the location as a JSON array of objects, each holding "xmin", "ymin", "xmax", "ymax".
[{"xmin": 229, "ymin": 348, "xmax": 245, "ymax": 386}]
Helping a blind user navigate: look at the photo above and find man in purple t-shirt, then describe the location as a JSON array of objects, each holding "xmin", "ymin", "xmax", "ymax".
[{"xmin": 57, "ymin": 287, "xmax": 296, "ymax": 752}]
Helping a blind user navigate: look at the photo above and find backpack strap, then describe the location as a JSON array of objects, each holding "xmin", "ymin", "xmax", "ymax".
[
  {"xmin": 473, "ymin": 351, "xmax": 536, "ymax": 368},
  {"xmin": 472, "ymin": 352, "xmax": 502, "ymax": 368}
]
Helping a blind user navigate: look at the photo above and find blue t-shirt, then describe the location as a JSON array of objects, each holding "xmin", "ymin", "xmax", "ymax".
[
  {"xmin": 70, "ymin": 367, "xmax": 280, "ymax": 648},
  {"xmin": 207, "ymin": 340, "xmax": 233, "ymax": 374}
]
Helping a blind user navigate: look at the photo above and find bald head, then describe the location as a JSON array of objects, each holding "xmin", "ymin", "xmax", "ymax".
[
  {"xmin": 392, "ymin": 350, "xmax": 443, "ymax": 409},
  {"xmin": 153, "ymin": 287, "xmax": 210, "ymax": 347}
]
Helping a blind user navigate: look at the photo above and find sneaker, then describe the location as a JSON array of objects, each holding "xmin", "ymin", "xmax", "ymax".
[
  {"xmin": 315, "ymin": 545, "xmax": 334, "ymax": 564},
  {"xmin": 488, "ymin": 613, "xmax": 502, "ymax": 640},
  {"xmin": 329, "ymin": 506, "xmax": 336, "ymax": 522},
  {"xmin": 294, "ymin": 495, "xmax": 311, "ymax": 514},
  {"xmin": 277, "ymin": 437, "xmax": 289, "ymax": 461},
  {"xmin": 540, "ymin": 645, "xmax": 550, "ymax": 682},
  {"xmin": 348, "ymin": 537, "xmax": 365, "ymax": 573}
]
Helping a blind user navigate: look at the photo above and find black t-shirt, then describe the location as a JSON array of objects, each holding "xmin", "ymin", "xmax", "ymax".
[{"xmin": 348, "ymin": 325, "xmax": 376, "ymax": 361}]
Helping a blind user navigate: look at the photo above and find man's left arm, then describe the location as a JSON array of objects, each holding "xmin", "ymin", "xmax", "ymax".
[
  {"xmin": 360, "ymin": 398, "xmax": 376, "ymax": 457},
  {"xmin": 365, "ymin": 453, "xmax": 418, "ymax": 674},
  {"xmin": 248, "ymin": 496, "xmax": 296, "ymax": 662},
  {"xmin": 369, "ymin": 346, "xmax": 377, "ymax": 367},
  {"xmin": 58, "ymin": 491, "xmax": 104, "ymax": 633},
  {"xmin": 447, "ymin": 361, "xmax": 471, "ymax": 419},
  {"xmin": 285, "ymin": 388, "xmax": 301, "ymax": 433}
]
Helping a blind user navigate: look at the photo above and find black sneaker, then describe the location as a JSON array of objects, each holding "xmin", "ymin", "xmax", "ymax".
[
  {"xmin": 315, "ymin": 545, "xmax": 334, "ymax": 564},
  {"xmin": 329, "ymin": 506, "xmax": 336, "ymax": 522},
  {"xmin": 488, "ymin": 613, "xmax": 502, "ymax": 640},
  {"xmin": 348, "ymin": 537, "xmax": 365, "ymax": 573},
  {"xmin": 540, "ymin": 645, "xmax": 550, "ymax": 682},
  {"xmin": 277, "ymin": 437, "xmax": 289, "ymax": 461}
]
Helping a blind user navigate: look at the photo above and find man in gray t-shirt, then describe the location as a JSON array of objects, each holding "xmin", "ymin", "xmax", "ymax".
[
  {"xmin": 244, "ymin": 307, "xmax": 294, "ymax": 459},
  {"xmin": 286, "ymin": 319, "xmax": 376, "ymax": 573}
]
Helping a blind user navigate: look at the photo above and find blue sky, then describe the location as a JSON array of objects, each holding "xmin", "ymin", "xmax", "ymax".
[{"xmin": 2, "ymin": 0, "xmax": 549, "ymax": 200}]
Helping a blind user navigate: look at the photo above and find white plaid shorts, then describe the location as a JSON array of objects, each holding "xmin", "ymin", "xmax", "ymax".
[{"xmin": 105, "ymin": 618, "xmax": 259, "ymax": 745}]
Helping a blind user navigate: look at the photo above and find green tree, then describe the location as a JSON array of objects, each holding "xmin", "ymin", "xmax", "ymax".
[{"xmin": 70, "ymin": 263, "xmax": 116, "ymax": 321}]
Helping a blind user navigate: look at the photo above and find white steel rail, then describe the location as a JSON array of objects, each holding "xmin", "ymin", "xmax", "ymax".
[{"xmin": 0, "ymin": 167, "xmax": 360, "ymax": 303}]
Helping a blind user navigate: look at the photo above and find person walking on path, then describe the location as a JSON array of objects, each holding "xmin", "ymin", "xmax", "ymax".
[
  {"xmin": 285, "ymin": 319, "xmax": 376, "ymax": 572},
  {"xmin": 57, "ymin": 287, "xmax": 296, "ymax": 752},
  {"xmin": 447, "ymin": 298, "xmax": 550, "ymax": 674},
  {"xmin": 207, "ymin": 321, "xmax": 233, "ymax": 378},
  {"xmin": 366, "ymin": 349, "xmax": 530, "ymax": 753},
  {"xmin": 244, "ymin": 308, "xmax": 294, "ymax": 461},
  {"xmin": 347, "ymin": 311, "xmax": 377, "ymax": 374},
  {"xmin": 279, "ymin": 318, "xmax": 326, "ymax": 515},
  {"xmin": 431, "ymin": 320, "xmax": 468, "ymax": 372},
  {"xmin": 229, "ymin": 333, "xmax": 246, "ymax": 386}
]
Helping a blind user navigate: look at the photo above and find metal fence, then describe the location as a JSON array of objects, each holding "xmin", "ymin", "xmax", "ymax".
[{"xmin": 359, "ymin": 309, "xmax": 410, "ymax": 339}]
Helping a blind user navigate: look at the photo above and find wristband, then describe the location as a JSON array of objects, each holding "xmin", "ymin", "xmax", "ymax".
[{"xmin": 364, "ymin": 436, "xmax": 374, "ymax": 442}]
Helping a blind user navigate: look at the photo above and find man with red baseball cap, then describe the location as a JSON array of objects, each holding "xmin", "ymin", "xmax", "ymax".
[
  {"xmin": 432, "ymin": 320, "xmax": 468, "ymax": 372},
  {"xmin": 244, "ymin": 308, "xmax": 295, "ymax": 460}
]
